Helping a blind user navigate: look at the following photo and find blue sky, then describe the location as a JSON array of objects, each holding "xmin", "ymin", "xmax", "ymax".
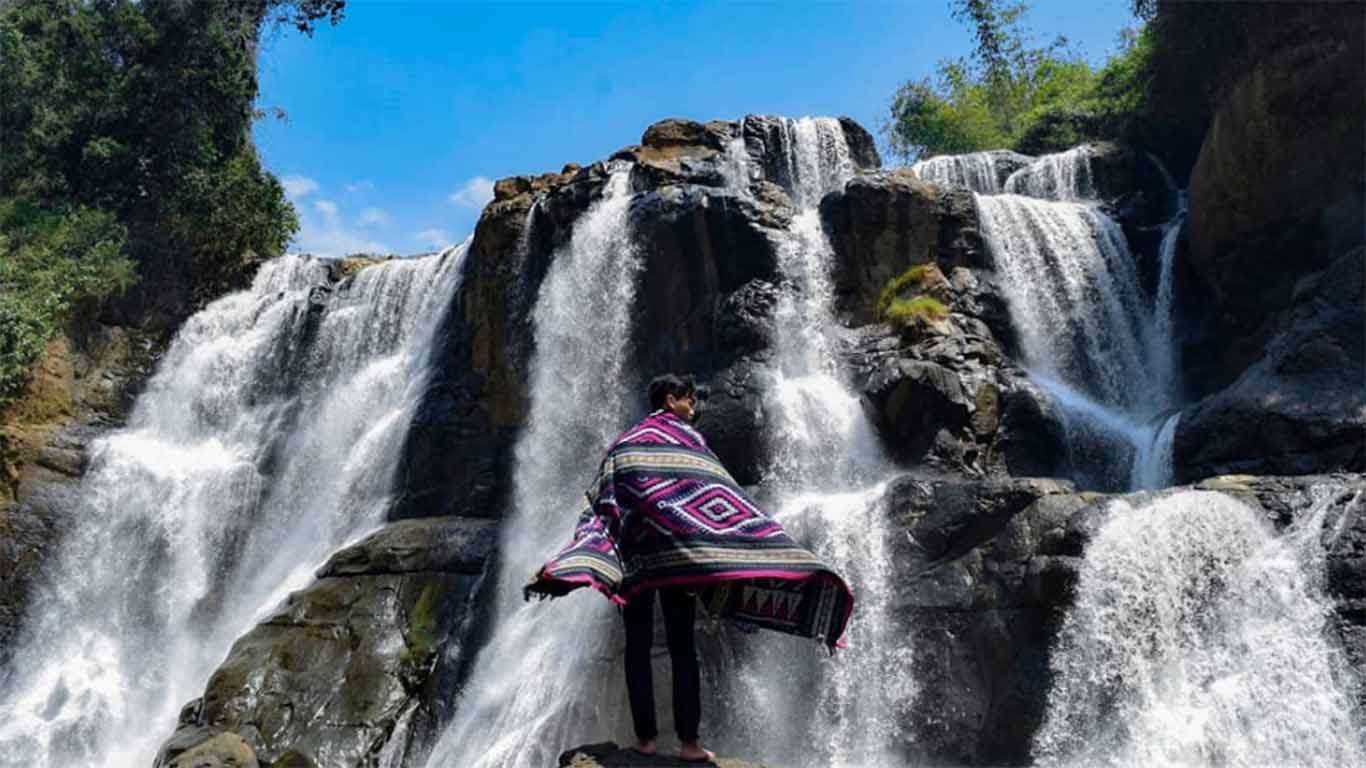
[{"xmin": 254, "ymin": 0, "xmax": 1137, "ymax": 258}]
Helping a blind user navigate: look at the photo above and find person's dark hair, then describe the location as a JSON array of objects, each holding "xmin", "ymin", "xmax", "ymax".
[{"xmin": 647, "ymin": 373, "xmax": 697, "ymax": 412}]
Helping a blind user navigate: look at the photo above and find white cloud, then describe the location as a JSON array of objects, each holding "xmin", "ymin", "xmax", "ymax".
[
  {"xmin": 448, "ymin": 175, "xmax": 495, "ymax": 209},
  {"xmin": 290, "ymin": 198, "xmax": 390, "ymax": 258},
  {"xmin": 281, "ymin": 174, "xmax": 319, "ymax": 200},
  {"xmin": 357, "ymin": 207, "xmax": 391, "ymax": 227},
  {"xmin": 414, "ymin": 228, "xmax": 453, "ymax": 250},
  {"xmin": 344, "ymin": 180, "xmax": 375, "ymax": 195}
]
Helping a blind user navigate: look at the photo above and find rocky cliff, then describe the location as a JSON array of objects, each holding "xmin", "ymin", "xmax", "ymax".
[
  {"xmin": 159, "ymin": 104, "xmax": 1362, "ymax": 768},
  {"xmin": 5, "ymin": 6, "xmax": 1362, "ymax": 765}
]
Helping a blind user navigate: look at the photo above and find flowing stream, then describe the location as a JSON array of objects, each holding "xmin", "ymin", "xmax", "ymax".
[{"xmin": 0, "ymin": 248, "xmax": 468, "ymax": 767}]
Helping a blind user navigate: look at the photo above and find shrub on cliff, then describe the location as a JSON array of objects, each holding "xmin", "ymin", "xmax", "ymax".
[
  {"xmin": 875, "ymin": 264, "xmax": 949, "ymax": 331},
  {"xmin": 0, "ymin": 200, "xmax": 136, "ymax": 401}
]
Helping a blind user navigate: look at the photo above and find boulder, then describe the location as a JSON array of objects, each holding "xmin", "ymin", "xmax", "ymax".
[
  {"xmin": 1174, "ymin": 248, "xmax": 1365, "ymax": 482},
  {"xmin": 628, "ymin": 185, "xmax": 788, "ymax": 376},
  {"xmin": 885, "ymin": 475, "xmax": 1089, "ymax": 764},
  {"xmin": 158, "ymin": 517, "xmax": 500, "ymax": 767},
  {"xmin": 558, "ymin": 741, "xmax": 771, "ymax": 768},
  {"xmin": 820, "ymin": 168, "xmax": 987, "ymax": 323}
]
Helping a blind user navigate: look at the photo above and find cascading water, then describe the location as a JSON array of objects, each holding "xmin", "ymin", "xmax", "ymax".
[
  {"xmin": 422, "ymin": 168, "xmax": 644, "ymax": 768},
  {"xmin": 911, "ymin": 151, "xmax": 1006, "ymax": 194},
  {"xmin": 1034, "ymin": 488, "xmax": 1364, "ymax": 767},
  {"xmin": 712, "ymin": 117, "xmax": 914, "ymax": 768},
  {"xmin": 1004, "ymin": 145, "xmax": 1098, "ymax": 201},
  {"xmin": 957, "ymin": 143, "xmax": 1182, "ymax": 490},
  {"xmin": 0, "ymin": 246, "xmax": 468, "ymax": 767}
]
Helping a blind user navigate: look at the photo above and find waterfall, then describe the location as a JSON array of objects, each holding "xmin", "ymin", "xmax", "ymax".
[
  {"xmin": 911, "ymin": 152, "xmax": 1006, "ymax": 194},
  {"xmin": 423, "ymin": 168, "xmax": 644, "ymax": 768},
  {"xmin": 976, "ymin": 194, "xmax": 1160, "ymax": 413},
  {"xmin": 1034, "ymin": 489, "xmax": 1364, "ymax": 767},
  {"xmin": 970, "ymin": 144, "xmax": 1187, "ymax": 490},
  {"xmin": 1004, "ymin": 146, "xmax": 1097, "ymax": 201},
  {"xmin": 1151, "ymin": 190, "xmax": 1186, "ymax": 407},
  {"xmin": 711, "ymin": 117, "xmax": 913, "ymax": 768},
  {"xmin": 0, "ymin": 246, "xmax": 469, "ymax": 768}
]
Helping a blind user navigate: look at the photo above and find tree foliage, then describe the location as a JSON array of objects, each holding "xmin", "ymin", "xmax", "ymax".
[
  {"xmin": 0, "ymin": 0, "xmax": 342, "ymax": 404},
  {"xmin": 885, "ymin": 0, "xmax": 1152, "ymax": 161}
]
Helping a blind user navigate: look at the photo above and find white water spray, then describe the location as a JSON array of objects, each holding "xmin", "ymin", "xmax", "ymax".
[
  {"xmin": 912, "ymin": 151, "xmax": 1008, "ymax": 194},
  {"xmin": 0, "ymin": 246, "xmax": 468, "ymax": 768},
  {"xmin": 423, "ymin": 169, "xmax": 644, "ymax": 768},
  {"xmin": 711, "ymin": 117, "xmax": 914, "ymax": 768},
  {"xmin": 1004, "ymin": 146, "xmax": 1098, "ymax": 201},
  {"xmin": 1035, "ymin": 489, "xmax": 1364, "ymax": 767}
]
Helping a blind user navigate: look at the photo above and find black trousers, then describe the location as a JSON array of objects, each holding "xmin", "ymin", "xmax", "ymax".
[{"xmin": 622, "ymin": 587, "xmax": 700, "ymax": 742}]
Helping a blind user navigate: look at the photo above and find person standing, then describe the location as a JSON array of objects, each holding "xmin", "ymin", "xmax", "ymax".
[{"xmin": 526, "ymin": 373, "xmax": 854, "ymax": 763}]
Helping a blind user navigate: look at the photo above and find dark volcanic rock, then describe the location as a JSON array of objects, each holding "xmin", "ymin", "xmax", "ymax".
[
  {"xmin": 694, "ymin": 361, "xmax": 770, "ymax": 487},
  {"xmin": 1185, "ymin": 8, "xmax": 1366, "ymax": 379},
  {"xmin": 886, "ymin": 475, "xmax": 1090, "ymax": 765},
  {"xmin": 820, "ymin": 168, "xmax": 986, "ymax": 323},
  {"xmin": 628, "ymin": 185, "xmax": 788, "ymax": 376},
  {"xmin": 558, "ymin": 741, "xmax": 770, "ymax": 767},
  {"xmin": 158, "ymin": 517, "xmax": 500, "ymax": 767},
  {"xmin": 1184, "ymin": 5, "xmax": 1364, "ymax": 390},
  {"xmin": 1175, "ymin": 249, "xmax": 1365, "ymax": 482}
]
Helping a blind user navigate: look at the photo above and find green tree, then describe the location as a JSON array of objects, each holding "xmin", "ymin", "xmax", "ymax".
[
  {"xmin": 885, "ymin": 0, "xmax": 1152, "ymax": 161},
  {"xmin": 0, "ymin": 0, "xmax": 344, "ymax": 405}
]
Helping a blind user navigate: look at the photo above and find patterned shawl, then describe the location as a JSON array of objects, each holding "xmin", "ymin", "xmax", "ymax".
[{"xmin": 525, "ymin": 409, "xmax": 854, "ymax": 650}]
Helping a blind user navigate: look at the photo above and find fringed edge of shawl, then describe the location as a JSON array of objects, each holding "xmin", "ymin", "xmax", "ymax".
[{"xmin": 523, "ymin": 569, "xmax": 628, "ymax": 606}]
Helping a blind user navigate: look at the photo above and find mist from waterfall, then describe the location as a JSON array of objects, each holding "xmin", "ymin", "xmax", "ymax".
[
  {"xmin": 422, "ymin": 169, "xmax": 644, "ymax": 768},
  {"xmin": 1034, "ymin": 489, "xmax": 1364, "ymax": 767},
  {"xmin": 0, "ymin": 247, "xmax": 469, "ymax": 768},
  {"xmin": 708, "ymin": 116, "xmax": 914, "ymax": 768}
]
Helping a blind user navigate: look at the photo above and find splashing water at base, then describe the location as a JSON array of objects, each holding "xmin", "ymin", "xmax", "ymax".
[{"xmin": 1034, "ymin": 489, "xmax": 1364, "ymax": 768}]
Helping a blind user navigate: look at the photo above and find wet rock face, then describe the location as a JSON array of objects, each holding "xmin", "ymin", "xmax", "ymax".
[
  {"xmin": 159, "ymin": 517, "xmax": 499, "ymax": 767},
  {"xmin": 820, "ymin": 168, "xmax": 986, "ymax": 324},
  {"xmin": 1175, "ymin": 248, "xmax": 1365, "ymax": 482},
  {"xmin": 1185, "ymin": 6, "xmax": 1364, "ymax": 385},
  {"xmin": 884, "ymin": 475, "xmax": 1088, "ymax": 765}
]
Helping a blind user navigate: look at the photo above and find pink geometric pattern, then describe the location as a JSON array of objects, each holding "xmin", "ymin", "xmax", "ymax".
[{"xmin": 526, "ymin": 409, "xmax": 854, "ymax": 649}]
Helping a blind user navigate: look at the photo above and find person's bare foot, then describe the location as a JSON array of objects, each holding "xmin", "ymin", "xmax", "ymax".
[
  {"xmin": 678, "ymin": 740, "xmax": 714, "ymax": 763},
  {"xmin": 630, "ymin": 738, "xmax": 657, "ymax": 756}
]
